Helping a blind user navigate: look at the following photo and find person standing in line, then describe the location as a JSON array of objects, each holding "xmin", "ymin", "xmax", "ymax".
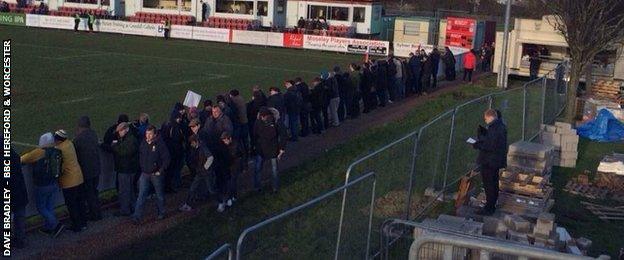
[
  {"xmin": 73, "ymin": 116, "xmax": 102, "ymax": 221},
  {"xmin": 389, "ymin": 55, "xmax": 405, "ymax": 100},
  {"xmin": 374, "ymin": 59, "xmax": 389, "ymax": 106},
  {"xmin": 87, "ymin": 11, "xmax": 95, "ymax": 32},
  {"xmin": 133, "ymin": 126, "xmax": 170, "ymax": 223},
  {"xmin": 442, "ymin": 47, "xmax": 456, "ymax": 81},
  {"xmin": 294, "ymin": 77, "xmax": 311, "ymax": 137},
  {"xmin": 247, "ymin": 88, "xmax": 268, "ymax": 154},
  {"xmin": 429, "ymin": 47, "xmax": 441, "ymax": 89},
  {"xmin": 349, "ymin": 63, "xmax": 361, "ymax": 118},
  {"xmin": 267, "ymin": 87, "xmax": 286, "ymax": 127},
  {"xmin": 472, "ymin": 109, "xmax": 508, "ymax": 216},
  {"xmin": 110, "ymin": 122, "xmax": 140, "ymax": 217},
  {"xmin": 327, "ymin": 71, "xmax": 341, "ymax": 127},
  {"xmin": 199, "ymin": 100, "xmax": 214, "ymax": 125},
  {"xmin": 463, "ymin": 49, "xmax": 477, "ymax": 83},
  {"xmin": 179, "ymin": 134, "xmax": 214, "ymax": 212},
  {"xmin": 229, "ymin": 89, "xmax": 249, "ymax": 155},
  {"xmin": 408, "ymin": 52, "xmax": 423, "ymax": 95},
  {"xmin": 200, "ymin": 105, "xmax": 233, "ymax": 150},
  {"xmin": 28, "ymin": 133, "xmax": 65, "ymax": 238},
  {"xmin": 420, "ymin": 50, "xmax": 432, "ymax": 95},
  {"xmin": 21, "ymin": 130, "xmax": 88, "ymax": 232},
  {"xmin": 9, "ymin": 148, "xmax": 28, "ymax": 248},
  {"xmin": 161, "ymin": 110, "xmax": 186, "ymax": 193},
  {"xmin": 309, "ymin": 77, "xmax": 325, "ymax": 134},
  {"xmin": 73, "ymin": 12, "xmax": 81, "ymax": 32},
  {"xmin": 360, "ymin": 62, "xmax": 375, "ymax": 113},
  {"xmin": 340, "ymin": 72, "xmax": 356, "ymax": 119},
  {"xmin": 212, "ymin": 132, "xmax": 234, "ymax": 212},
  {"xmin": 252, "ymin": 107, "xmax": 287, "ymax": 193},
  {"xmin": 222, "ymin": 132, "xmax": 243, "ymax": 204},
  {"xmin": 283, "ymin": 80, "xmax": 303, "ymax": 141}
]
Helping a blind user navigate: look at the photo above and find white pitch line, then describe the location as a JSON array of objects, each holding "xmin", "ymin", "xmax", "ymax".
[
  {"xmin": 61, "ymin": 97, "xmax": 93, "ymax": 104},
  {"xmin": 117, "ymin": 88, "xmax": 147, "ymax": 94},
  {"xmin": 38, "ymin": 53, "xmax": 107, "ymax": 60},
  {"xmin": 18, "ymin": 43, "xmax": 320, "ymax": 75},
  {"xmin": 13, "ymin": 141, "xmax": 38, "ymax": 148},
  {"xmin": 170, "ymin": 80, "xmax": 196, "ymax": 86}
]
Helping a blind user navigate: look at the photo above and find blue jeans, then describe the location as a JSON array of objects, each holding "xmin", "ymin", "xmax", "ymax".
[
  {"xmin": 35, "ymin": 184, "xmax": 60, "ymax": 231},
  {"xmin": 287, "ymin": 113, "xmax": 300, "ymax": 141},
  {"xmin": 133, "ymin": 173, "xmax": 165, "ymax": 219},
  {"xmin": 253, "ymin": 155, "xmax": 279, "ymax": 191}
]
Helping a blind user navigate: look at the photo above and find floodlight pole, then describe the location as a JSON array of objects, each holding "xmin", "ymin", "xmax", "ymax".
[{"xmin": 497, "ymin": 0, "xmax": 512, "ymax": 89}]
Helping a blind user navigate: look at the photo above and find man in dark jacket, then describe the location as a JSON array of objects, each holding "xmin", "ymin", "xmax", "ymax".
[
  {"xmin": 472, "ymin": 109, "xmax": 508, "ymax": 215},
  {"xmin": 430, "ymin": 48, "xmax": 441, "ymax": 89},
  {"xmin": 361, "ymin": 62, "xmax": 376, "ymax": 113},
  {"xmin": 253, "ymin": 107, "xmax": 287, "ymax": 193},
  {"xmin": 111, "ymin": 122, "xmax": 140, "ymax": 216},
  {"xmin": 73, "ymin": 116, "xmax": 102, "ymax": 221},
  {"xmin": 529, "ymin": 51, "xmax": 541, "ymax": 80},
  {"xmin": 284, "ymin": 80, "xmax": 302, "ymax": 141},
  {"xmin": 199, "ymin": 99, "xmax": 213, "ymax": 125},
  {"xmin": 442, "ymin": 47, "xmax": 456, "ymax": 81},
  {"xmin": 200, "ymin": 105, "xmax": 233, "ymax": 150},
  {"xmin": 133, "ymin": 125, "xmax": 171, "ymax": 223},
  {"xmin": 179, "ymin": 134, "xmax": 214, "ymax": 212},
  {"xmin": 212, "ymin": 132, "xmax": 233, "ymax": 212},
  {"xmin": 421, "ymin": 50, "xmax": 432, "ymax": 94},
  {"xmin": 408, "ymin": 52, "xmax": 423, "ymax": 95},
  {"xmin": 309, "ymin": 77, "xmax": 325, "ymax": 134},
  {"xmin": 267, "ymin": 87, "xmax": 286, "ymax": 126},
  {"xmin": 102, "ymin": 114, "xmax": 135, "ymax": 153},
  {"xmin": 9, "ymin": 148, "xmax": 28, "ymax": 249},
  {"xmin": 161, "ymin": 111, "xmax": 186, "ymax": 193},
  {"xmin": 375, "ymin": 59, "xmax": 389, "ymax": 107},
  {"xmin": 294, "ymin": 77, "xmax": 311, "ymax": 137}
]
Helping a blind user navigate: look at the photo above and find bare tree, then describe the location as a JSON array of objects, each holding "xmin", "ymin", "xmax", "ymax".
[{"xmin": 540, "ymin": 0, "xmax": 624, "ymax": 122}]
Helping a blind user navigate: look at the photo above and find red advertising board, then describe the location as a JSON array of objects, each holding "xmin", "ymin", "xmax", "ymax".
[
  {"xmin": 283, "ymin": 33, "xmax": 304, "ymax": 48},
  {"xmin": 445, "ymin": 17, "xmax": 476, "ymax": 49}
]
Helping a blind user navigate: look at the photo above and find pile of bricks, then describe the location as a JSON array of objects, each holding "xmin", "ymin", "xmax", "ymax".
[
  {"xmin": 481, "ymin": 213, "xmax": 592, "ymax": 255},
  {"xmin": 591, "ymin": 80, "xmax": 623, "ymax": 102},
  {"xmin": 539, "ymin": 122, "xmax": 579, "ymax": 168},
  {"xmin": 596, "ymin": 154, "xmax": 624, "ymax": 200},
  {"xmin": 507, "ymin": 141, "xmax": 556, "ymax": 176}
]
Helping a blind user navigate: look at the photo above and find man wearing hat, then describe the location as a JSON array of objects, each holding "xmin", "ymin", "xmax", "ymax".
[
  {"xmin": 73, "ymin": 116, "xmax": 102, "ymax": 221},
  {"xmin": 22, "ymin": 129, "xmax": 88, "ymax": 232},
  {"xmin": 110, "ymin": 122, "xmax": 140, "ymax": 216}
]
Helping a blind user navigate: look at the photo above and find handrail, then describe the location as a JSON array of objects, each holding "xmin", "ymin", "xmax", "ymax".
[{"xmin": 205, "ymin": 243, "xmax": 233, "ymax": 260}]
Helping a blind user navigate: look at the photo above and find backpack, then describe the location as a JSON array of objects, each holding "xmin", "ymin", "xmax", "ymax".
[{"xmin": 33, "ymin": 147, "xmax": 63, "ymax": 186}]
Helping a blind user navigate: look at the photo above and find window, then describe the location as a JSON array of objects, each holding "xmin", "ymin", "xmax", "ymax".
[
  {"xmin": 142, "ymin": 0, "xmax": 178, "ymax": 10},
  {"xmin": 257, "ymin": 1, "xmax": 268, "ymax": 16},
  {"xmin": 353, "ymin": 7, "xmax": 365, "ymax": 23},
  {"xmin": 328, "ymin": 6, "xmax": 348, "ymax": 21},
  {"xmin": 308, "ymin": 5, "xmax": 327, "ymax": 19},
  {"xmin": 404, "ymin": 22, "xmax": 421, "ymax": 36},
  {"xmin": 216, "ymin": 0, "xmax": 254, "ymax": 15},
  {"xmin": 181, "ymin": 0, "xmax": 191, "ymax": 11},
  {"xmin": 65, "ymin": 0, "xmax": 97, "ymax": 4}
]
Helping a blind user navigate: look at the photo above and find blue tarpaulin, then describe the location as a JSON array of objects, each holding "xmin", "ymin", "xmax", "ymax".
[{"xmin": 577, "ymin": 109, "xmax": 624, "ymax": 142}]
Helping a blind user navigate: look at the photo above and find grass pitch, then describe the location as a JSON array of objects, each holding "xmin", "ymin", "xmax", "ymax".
[{"xmin": 5, "ymin": 25, "xmax": 363, "ymax": 149}]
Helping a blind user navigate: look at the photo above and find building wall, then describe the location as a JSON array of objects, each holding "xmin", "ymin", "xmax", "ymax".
[
  {"xmin": 286, "ymin": 0, "xmax": 379, "ymax": 34},
  {"xmin": 393, "ymin": 18, "xmax": 431, "ymax": 45}
]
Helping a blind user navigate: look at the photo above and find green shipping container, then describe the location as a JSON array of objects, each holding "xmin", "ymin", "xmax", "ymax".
[{"xmin": 0, "ymin": 13, "xmax": 26, "ymax": 26}]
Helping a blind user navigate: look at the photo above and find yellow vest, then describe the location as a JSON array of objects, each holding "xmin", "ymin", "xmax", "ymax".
[{"xmin": 21, "ymin": 140, "xmax": 85, "ymax": 189}]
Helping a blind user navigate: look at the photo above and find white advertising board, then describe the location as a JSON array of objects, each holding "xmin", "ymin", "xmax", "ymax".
[
  {"xmin": 231, "ymin": 30, "xmax": 268, "ymax": 46},
  {"xmin": 27, "ymin": 14, "xmax": 84, "ymax": 30},
  {"xmin": 97, "ymin": 19, "xmax": 161, "ymax": 37},
  {"xmin": 192, "ymin": 27, "xmax": 230, "ymax": 42},
  {"xmin": 393, "ymin": 42, "xmax": 470, "ymax": 58},
  {"xmin": 266, "ymin": 32, "xmax": 284, "ymax": 47},
  {"xmin": 171, "ymin": 25, "xmax": 194, "ymax": 40},
  {"xmin": 303, "ymin": 35, "xmax": 389, "ymax": 56}
]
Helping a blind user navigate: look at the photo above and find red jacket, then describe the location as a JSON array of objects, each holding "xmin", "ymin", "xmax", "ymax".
[{"xmin": 464, "ymin": 52, "xmax": 477, "ymax": 69}]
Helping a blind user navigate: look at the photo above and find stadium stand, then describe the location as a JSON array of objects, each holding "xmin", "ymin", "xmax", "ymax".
[
  {"xmin": 127, "ymin": 12, "xmax": 195, "ymax": 25},
  {"xmin": 49, "ymin": 6, "xmax": 109, "ymax": 17},
  {"xmin": 200, "ymin": 17, "xmax": 259, "ymax": 30}
]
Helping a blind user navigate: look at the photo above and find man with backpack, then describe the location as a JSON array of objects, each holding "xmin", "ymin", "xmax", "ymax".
[
  {"xmin": 26, "ymin": 133, "xmax": 66, "ymax": 238},
  {"xmin": 22, "ymin": 129, "xmax": 88, "ymax": 232},
  {"xmin": 73, "ymin": 116, "xmax": 102, "ymax": 221},
  {"xmin": 252, "ymin": 107, "xmax": 288, "ymax": 193}
]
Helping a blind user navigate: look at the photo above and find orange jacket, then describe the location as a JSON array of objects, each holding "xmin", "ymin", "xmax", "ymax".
[{"xmin": 463, "ymin": 52, "xmax": 476, "ymax": 69}]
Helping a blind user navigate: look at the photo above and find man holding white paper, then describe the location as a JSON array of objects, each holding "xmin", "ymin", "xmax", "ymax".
[{"xmin": 471, "ymin": 109, "xmax": 508, "ymax": 216}]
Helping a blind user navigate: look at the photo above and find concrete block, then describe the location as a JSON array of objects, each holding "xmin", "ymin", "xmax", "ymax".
[
  {"xmin": 534, "ymin": 213, "xmax": 555, "ymax": 237},
  {"xmin": 576, "ymin": 237, "xmax": 592, "ymax": 250},
  {"xmin": 508, "ymin": 230, "xmax": 530, "ymax": 244},
  {"xmin": 555, "ymin": 121, "xmax": 572, "ymax": 131},
  {"xmin": 561, "ymin": 151, "xmax": 578, "ymax": 160},
  {"xmin": 482, "ymin": 216, "xmax": 499, "ymax": 236},
  {"xmin": 541, "ymin": 132, "xmax": 561, "ymax": 146},
  {"xmin": 542, "ymin": 124, "xmax": 558, "ymax": 133},
  {"xmin": 504, "ymin": 214, "xmax": 532, "ymax": 233},
  {"xmin": 560, "ymin": 159, "xmax": 577, "ymax": 168},
  {"xmin": 561, "ymin": 140, "xmax": 579, "ymax": 152},
  {"xmin": 508, "ymin": 141, "xmax": 555, "ymax": 159}
]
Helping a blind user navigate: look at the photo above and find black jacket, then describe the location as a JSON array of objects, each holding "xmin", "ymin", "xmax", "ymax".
[
  {"xmin": 283, "ymin": 88, "xmax": 303, "ymax": 116},
  {"xmin": 10, "ymin": 149, "xmax": 28, "ymax": 208},
  {"xmin": 111, "ymin": 133, "xmax": 140, "ymax": 174},
  {"xmin": 253, "ymin": 116, "xmax": 288, "ymax": 159},
  {"xmin": 473, "ymin": 119, "xmax": 508, "ymax": 169},
  {"xmin": 200, "ymin": 114, "xmax": 233, "ymax": 149},
  {"xmin": 310, "ymin": 83, "xmax": 325, "ymax": 111},
  {"xmin": 267, "ymin": 93, "xmax": 286, "ymax": 117},
  {"xmin": 161, "ymin": 120, "xmax": 186, "ymax": 158},
  {"xmin": 74, "ymin": 128, "xmax": 102, "ymax": 180},
  {"xmin": 139, "ymin": 136, "xmax": 171, "ymax": 174}
]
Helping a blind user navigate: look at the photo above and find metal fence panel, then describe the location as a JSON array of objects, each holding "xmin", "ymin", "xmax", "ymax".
[
  {"xmin": 524, "ymin": 78, "xmax": 545, "ymax": 140},
  {"xmin": 236, "ymin": 172, "xmax": 376, "ymax": 260},
  {"xmin": 491, "ymin": 87, "xmax": 525, "ymax": 143}
]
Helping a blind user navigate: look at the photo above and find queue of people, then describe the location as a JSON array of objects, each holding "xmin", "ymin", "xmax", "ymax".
[{"xmin": 10, "ymin": 47, "xmax": 490, "ymax": 249}]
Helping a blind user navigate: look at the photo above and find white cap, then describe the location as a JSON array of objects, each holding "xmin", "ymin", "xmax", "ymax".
[{"xmin": 39, "ymin": 132, "xmax": 54, "ymax": 148}]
